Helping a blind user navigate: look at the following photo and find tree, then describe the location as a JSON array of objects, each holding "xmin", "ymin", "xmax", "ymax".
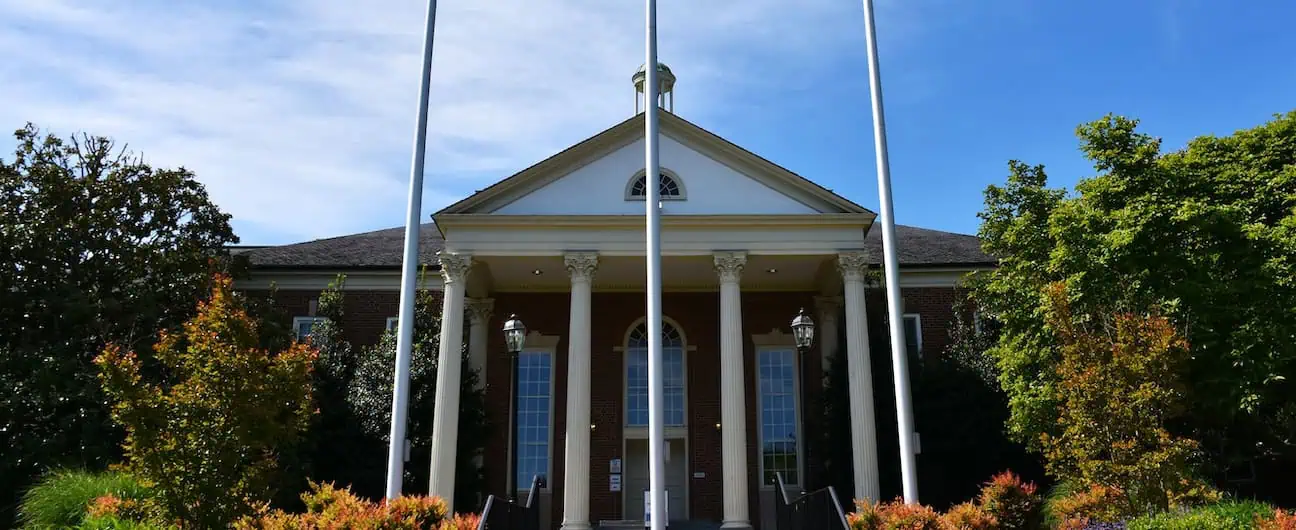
[
  {"xmin": 95, "ymin": 273, "xmax": 316, "ymax": 527},
  {"xmin": 1040, "ymin": 282, "xmax": 1214, "ymax": 516},
  {"xmin": 0, "ymin": 123, "xmax": 238, "ymax": 526},
  {"xmin": 970, "ymin": 112, "xmax": 1296, "ymax": 493},
  {"xmin": 346, "ymin": 280, "xmax": 489, "ymax": 511}
]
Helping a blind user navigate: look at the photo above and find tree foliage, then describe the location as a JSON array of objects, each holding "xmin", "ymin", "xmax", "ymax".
[
  {"xmin": 1040, "ymin": 283, "xmax": 1215, "ymax": 516},
  {"xmin": 0, "ymin": 123, "xmax": 238, "ymax": 525},
  {"xmin": 95, "ymin": 274, "xmax": 316, "ymax": 528},
  {"xmin": 347, "ymin": 282, "xmax": 488, "ymax": 511},
  {"xmin": 969, "ymin": 112, "xmax": 1296, "ymax": 482}
]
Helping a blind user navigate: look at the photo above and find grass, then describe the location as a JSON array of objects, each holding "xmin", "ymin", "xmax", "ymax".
[
  {"xmin": 18, "ymin": 469, "xmax": 152, "ymax": 529},
  {"xmin": 1126, "ymin": 499, "xmax": 1276, "ymax": 530}
]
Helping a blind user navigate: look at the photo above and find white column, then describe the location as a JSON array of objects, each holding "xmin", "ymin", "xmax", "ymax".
[
  {"xmin": 561, "ymin": 253, "xmax": 598, "ymax": 530},
  {"xmin": 814, "ymin": 296, "xmax": 842, "ymax": 384},
  {"xmin": 466, "ymin": 298, "xmax": 494, "ymax": 390},
  {"xmin": 428, "ymin": 252, "xmax": 473, "ymax": 509},
  {"xmin": 715, "ymin": 251, "xmax": 752, "ymax": 530},
  {"xmin": 838, "ymin": 252, "xmax": 880, "ymax": 502}
]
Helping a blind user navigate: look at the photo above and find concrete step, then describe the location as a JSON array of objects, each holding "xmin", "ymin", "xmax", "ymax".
[{"xmin": 595, "ymin": 522, "xmax": 721, "ymax": 530}]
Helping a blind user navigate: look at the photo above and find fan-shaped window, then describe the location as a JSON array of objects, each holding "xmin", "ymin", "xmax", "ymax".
[
  {"xmin": 625, "ymin": 319, "xmax": 686, "ymax": 427},
  {"xmin": 625, "ymin": 169, "xmax": 686, "ymax": 200}
]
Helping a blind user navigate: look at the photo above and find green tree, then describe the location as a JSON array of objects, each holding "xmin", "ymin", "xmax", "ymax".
[
  {"xmin": 0, "ymin": 123, "xmax": 237, "ymax": 526},
  {"xmin": 95, "ymin": 274, "xmax": 316, "ymax": 527},
  {"xmin": 347, "ymin": 283, "xmax": 488, "ymax": 512},
  {"xmin": 970, "ymin": 112, "xmax": 1296, "ymax": 489}
]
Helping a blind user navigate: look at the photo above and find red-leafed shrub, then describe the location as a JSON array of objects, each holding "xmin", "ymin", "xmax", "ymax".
[
  {"xmin": 235, "ymin": 481, "xmax": 452, "ymax": 529},
  {"xmin": 978, "ymin": 471, "xmax": 1042, "ymax": 530},
  {"xmin": 1258, "ymin": 509, "xmax": 1296, "ymax": 530},
  {"xmin": 943, "ymin": 501, "xmax": 998, "ymax": 529},
  {"xmin": 849, "ymin": 499, "xmax": 942, "ymax": 530}
]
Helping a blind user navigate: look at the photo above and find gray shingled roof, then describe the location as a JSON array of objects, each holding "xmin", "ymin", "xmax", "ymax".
[
  {"xmin": 862, "ymin": 224, "xmax": 994, "ymax": 267},
  {"xmin": 237, "ymin": 222, "xmax": 992, "ymax": 269}
]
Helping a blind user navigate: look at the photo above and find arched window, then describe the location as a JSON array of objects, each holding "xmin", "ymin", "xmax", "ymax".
[
  {"xmin": 625, "ymin": 169, "xmax": 686, "ymax": 200},
  {"xmin": 625, "ymin": 319, "xmax": 686, "ymax": 427}
]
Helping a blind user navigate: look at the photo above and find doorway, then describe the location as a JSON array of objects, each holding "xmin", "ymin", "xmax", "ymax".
[{"xmin": 623, "ymin": 437, "xmax": 688, "ymax": 521}]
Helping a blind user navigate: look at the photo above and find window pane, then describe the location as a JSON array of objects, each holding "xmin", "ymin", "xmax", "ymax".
[
  {"xmin": 758, "ymin": 348, "xmax": 799, "ymax": 486},
  {"xmin": 903, "ymin": 316, "xmax": 921, "ymax": 358},
  {"xmin": 515, "ymin": 350, "xmax": 551, "ymax": 489}
]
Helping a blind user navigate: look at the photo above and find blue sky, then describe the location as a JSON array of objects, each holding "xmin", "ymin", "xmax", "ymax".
[{"xmin": 2, "ymin": 0, "xmax": 1294, "ymax": 245}]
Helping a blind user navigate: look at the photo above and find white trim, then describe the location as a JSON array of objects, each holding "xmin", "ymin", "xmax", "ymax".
[
  {"xmin": 753, "ymin": 344, "xmax": 806, "ymax": 489},
  {"xmin": 233, "ymin": 270, "xmax": 445, "ymax": 292},
  {"xmin": 624, "ymin": 167, "xmax": 688, "ymax": 201},
  {"xmin": 291, "ymin": 316, "xmax": 328, "ymax": 340},
  {"xmin": 512, "ymin": 334, "xmax": 559, "ymax": 495}
]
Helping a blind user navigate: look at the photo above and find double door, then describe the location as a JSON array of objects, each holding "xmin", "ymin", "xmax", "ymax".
[{"xmin": 622, "ymin": 437, "xmax": 688, "ymax": 522}]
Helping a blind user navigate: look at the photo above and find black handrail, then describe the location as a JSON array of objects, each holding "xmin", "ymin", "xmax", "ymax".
[
  {"xmin": 773, "ymin": 472, "xmax": 850, "ymax": 530},
  {"xmin": 477, "ymin": 474, "xmax": 545, "ymax": 530}
]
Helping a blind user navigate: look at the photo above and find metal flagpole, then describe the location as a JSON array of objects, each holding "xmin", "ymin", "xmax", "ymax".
[
  {"xmin": 643, "ymin": 0, "xmax": 667, "ymax": 527},
  {"xmin": 386, "ymin": 0, "xmax": 439, "ymax": 500},
  {"xmin": 859, "ymin": 0, "xmax": 919, "ymax": 503}
]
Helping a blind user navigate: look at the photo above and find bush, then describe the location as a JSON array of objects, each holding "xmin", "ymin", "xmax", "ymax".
[
  {"xmin": 1258, "ymin": 509, "xmax": 1296, "ymax": 530},
  {"xmin": 1125, "ymin": 499, "xmax": 1274, "ymax": 530},
  {"xmin": 978, "ymin": 471, "xmax": 1042, "ymax": 530},
  {"xmin": 235, "ymin": 481, "xmax": 453, "ymax": 529},
  {"xmin": 848, "ymin": 499, "xmax": 943, "ymax": 530},
  {"xmin": 95, "ymin": 273, "xmax": 317, "ymax": 527},
  {"xmin": 18, "ymin": 470, "xmax": 153, "ymax": 529},
  {"xmin": 1048, "ymin": 483, "xmax": 1129, "ymax": 528},
  {"xmin": 943, "ymin": 502, "xmax": 998, "ymax": 529}
]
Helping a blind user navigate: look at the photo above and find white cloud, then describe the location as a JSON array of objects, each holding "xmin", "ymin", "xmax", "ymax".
[{"xmin": 0, "ymin": 0, "xmax": 906, "ymax": 244}]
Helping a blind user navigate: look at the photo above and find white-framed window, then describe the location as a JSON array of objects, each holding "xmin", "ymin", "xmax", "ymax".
[
  {"xmin": 625, "ymin": 320, "xmax": 686, "ymax": 427},
  {"xmin": 757, "ymin": 345, "xmax": 802, "ymax": 487},
  {"xmin": 292, "ymin": 316, "xmax": 328, "ymax": 340},
  {"xmin": 903, "ymin": 314, "xmax": 923, "ymax": 358},
  {"xmin": 385, "ymin": 317, "xmax": 399, "ymax": 331},
  {"xmin": 514, "ymin": 340, "xmax": 557, "ymax": 491},
  {"xmin": 624, "ymin": 168, "xmax": 686, "ymax": 201}
]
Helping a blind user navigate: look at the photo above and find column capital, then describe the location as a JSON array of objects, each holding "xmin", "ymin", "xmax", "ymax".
[
  {"xmin": 466, "ymin": 298, "xmax": 494, "ymax": 326},
  {"xmin": 564, "ymin": 252, "xmax": 600, "ymax": 283},
  {"xmin": 836, "ymin": 251, "xmax": 871, "ymax": 282},
  {"xmin": 438, "ymin": 252, "xmax": 474, "ymax": 284},
  {"xmin": 713, "ymin": 251, "xmax": 747, "ymax": 284}
]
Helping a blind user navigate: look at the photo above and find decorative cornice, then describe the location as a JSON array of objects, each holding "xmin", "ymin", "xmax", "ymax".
[
  {"xmin": 713, "ymin": 251, "xmax": 747, "ymax": 284},
  {"xmin": 466, "ymin": 298, "xmax": 495, "ymax": 326},
  {"xmin": 837, "ymin": 251, "xmax": 870, "ymax": 282},
  {"xmin": 564, "ymin": 252, "xmax": 600, "ymax": 283},
  {"xmin": 438, "ymin": 252, "xmax": 473, "ymax": 284}
]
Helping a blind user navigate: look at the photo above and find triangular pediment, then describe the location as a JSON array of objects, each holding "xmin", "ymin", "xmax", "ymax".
[{"xmin": 433, "ymin": 111, "xmax": 874, "ymax": 219}]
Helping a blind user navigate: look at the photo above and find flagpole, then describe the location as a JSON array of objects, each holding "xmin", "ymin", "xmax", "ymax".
[
  {"xmin": 386, "ymin": 0, "xmax": 438, "ymax": 500},
  {"xmin": 643, "ymin": 0, "xmax": 667, "ymax": 527},
  {"xmin": 860, "ymin": 0, "xmax": 919, "ymax": 503}
]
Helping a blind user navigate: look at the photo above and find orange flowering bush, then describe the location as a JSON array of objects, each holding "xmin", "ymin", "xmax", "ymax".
[
  {"xmin": 96, "ymin": 273, "xmax": 317, "ymax": 528},
  {"xmin": 942, "ymin": 501, "xmax": 998, "ymax": 529},
  {"xmin": 848, "ymin": 499, "xmax": 942, "ymax": 530},
  {"xmin": 977, "ymin": 471, "xmax": 1042, "ymax": 530},
  {"xmin": 235, "ymin": 481, "xmax": 457, "ymax": 529},
  {"xmin": 1047, "ymin": 483, "xmax": 1128, "ymax": 529}
]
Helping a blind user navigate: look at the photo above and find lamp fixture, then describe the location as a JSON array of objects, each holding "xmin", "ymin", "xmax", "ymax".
[
  {"xmin": 791, "ymin": 308, "xmax": 815, "ymax": 350},
  {"xmin": 503, "ymin": 314, "xmax": 526, "ymax": 353}
]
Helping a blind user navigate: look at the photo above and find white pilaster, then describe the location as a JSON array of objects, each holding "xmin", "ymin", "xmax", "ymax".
[
  {"xmin": 428, "ymin": 252, "xmax": 473, "ymax": 509},
  {"xmin": 838, "ymin": 252, "xmax": 880, "ymax": 502},
  {"xmin": 814, "ymin": 296, "xmax": 842, "ymax": 383},
  {"xmin": 467, "ymin": 298, "xmax": 494, "ymax": 390},
  {"xmin": 561, "ymin": 253, "xmax": 598, "ymax": 530},
  {"xmin": 715, "ymin": 251, "xmax": 752, "ymax": 530}
]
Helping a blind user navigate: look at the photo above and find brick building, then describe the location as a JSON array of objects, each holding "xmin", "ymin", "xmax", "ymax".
[{"xmin": 234, "ymin": 64, "xmax": 994, "ymax": 530}]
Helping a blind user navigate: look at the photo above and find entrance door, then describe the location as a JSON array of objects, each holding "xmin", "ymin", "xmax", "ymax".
[{"xmin": 623, "ymin": 438, "xmax": 688, "ymax": 521}]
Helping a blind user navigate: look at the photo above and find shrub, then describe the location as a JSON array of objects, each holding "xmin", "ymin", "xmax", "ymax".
[
  {"xmin": 1125, "ymin": 499, "xmax": 1275, "ymax": 530},
  {"xmin": 943, "ymin": 501, "xmax": 998, "ymax": 529},
  {"xmin": 1048, "ymin": 483, "xmax": 1129, "ymax": 528},
  {"xmin": 848, "ymin": 499, "xmax": 942, "ymax": 530},
  {"xmin": 978, "ymin": 471, "xmax": 1042, "ymax": 530},
  {"xmin": 1257, "ymin": 509, "xmax": 1296, "ymax": 530},
  {"xmin": 96, "ymin": 273, "xmax": 317, "ymax": 527},
  {"xmin": 439, "ymin": 513, "xmax": 484, "ymax": 529},
  {"xmin": 18, "ymin": 470, "xmax": 153, "ymax": 529},
  {"xmin": 235, "ymin": 481, "xmax": 451, "ymax": 529}
]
